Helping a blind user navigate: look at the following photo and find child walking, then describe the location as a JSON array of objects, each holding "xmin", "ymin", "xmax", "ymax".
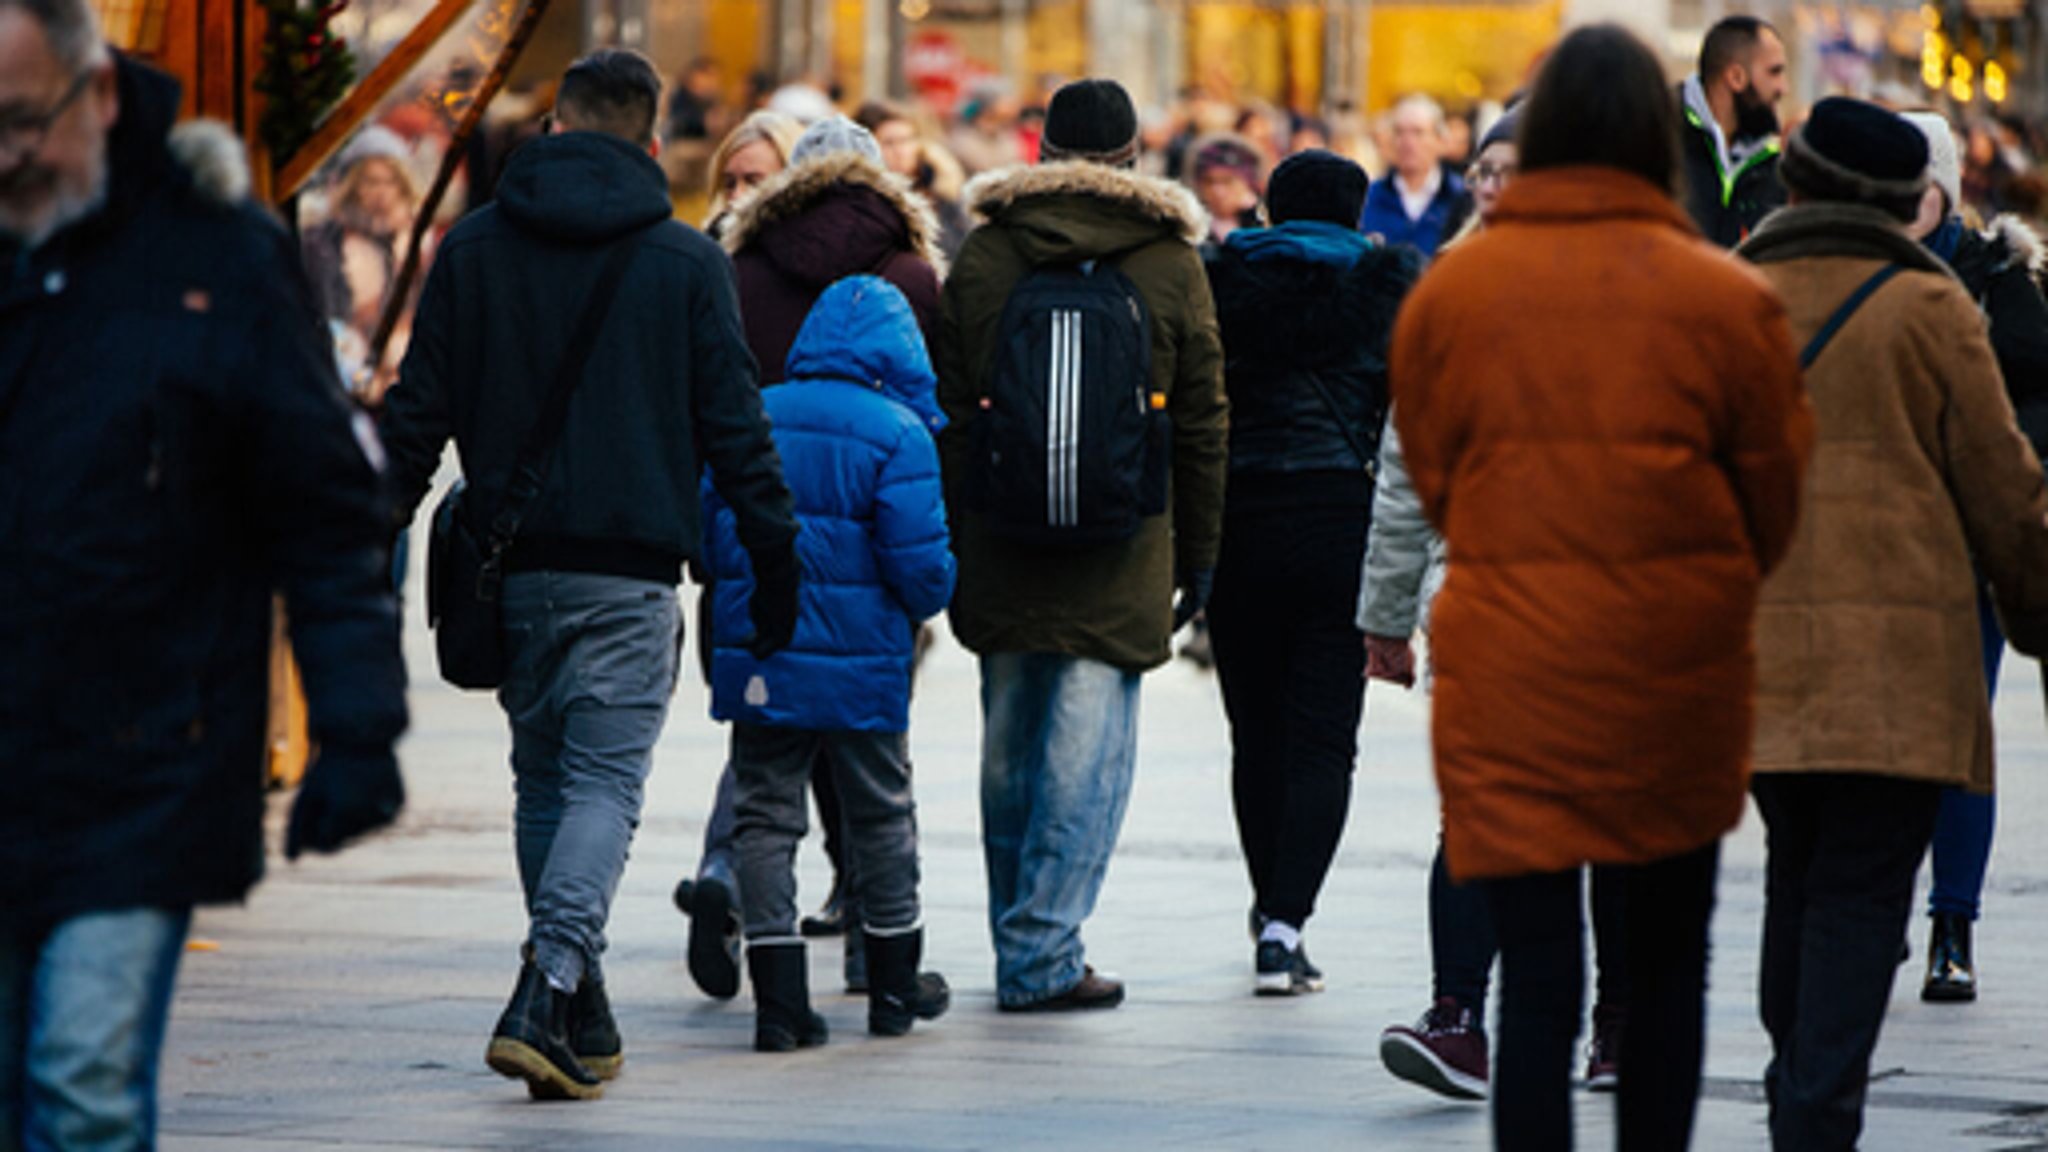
[{"xmin": 700, "ymin": 275, "xmax": 956, "ymax": 1050}]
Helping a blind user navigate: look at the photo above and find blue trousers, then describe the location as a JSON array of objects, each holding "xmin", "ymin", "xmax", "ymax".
[
  {"xmin": 0, "ymin": 907, "xmax": 191, "ymax": 1152},
  {"xmin": 979, "ymin": 653, "xmax": 1141, "ymax": 1007},
  {"xmin": 1927, "ymin": 593, "xmax": 2006, "ymax": 920}
]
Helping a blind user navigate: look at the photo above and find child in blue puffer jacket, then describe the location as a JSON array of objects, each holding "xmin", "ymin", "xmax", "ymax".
[{"xmin": 700, "ymin": 275, "xmax": 956, "ymax": 1052}]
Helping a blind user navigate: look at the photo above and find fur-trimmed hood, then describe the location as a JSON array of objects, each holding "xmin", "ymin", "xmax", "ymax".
[
  {"xmin": 1985, "ymin": 213, "xmax": 2047, "ymax": 277},
  {"xmin": 722, "ymin": 152, "xmax": 946, "ymax": 281},
  {"xmin": 167, "ymin": 121, "xmax": 251, "ymax": 206},
  {"xmin": 964, "ymin": 161, "xmax": 1210, "ymax": 262}
]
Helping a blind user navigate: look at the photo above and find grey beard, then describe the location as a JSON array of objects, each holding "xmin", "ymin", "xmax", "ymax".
[{"xmin": 0, "ymin": 161, "xmax": 110, "ymax": 253}]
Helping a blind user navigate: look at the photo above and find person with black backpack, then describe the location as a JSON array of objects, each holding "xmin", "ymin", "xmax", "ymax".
[
  {"xmin": 378, "ymin": 50, "xmax": 797, "ymax": 1101},
  {"xmin": 1200, "ymin": 150, "xmax": 1419, "ymax": 997},
  {"xmin": 934, "ymin": 78, "xmax": 1228, "ymax": 1012}
]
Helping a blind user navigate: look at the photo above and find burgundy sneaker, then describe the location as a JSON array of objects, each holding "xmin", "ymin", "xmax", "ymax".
[
  {"xmin": 1584, "ymin": 1003, "xmax": 1623, "ymax": 1092},
  {"xmin": 1380, "ymin": 998, "xmax": 1488, "ymax": 1101}
]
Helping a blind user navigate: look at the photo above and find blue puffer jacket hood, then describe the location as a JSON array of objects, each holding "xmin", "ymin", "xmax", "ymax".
[
  {"xmin": 786, "ymin": 275, "xmax": 947, "ymax": 434},
  {"xmin": 702, "ymin": 276, "xmax": 955, "ymax": 733}
]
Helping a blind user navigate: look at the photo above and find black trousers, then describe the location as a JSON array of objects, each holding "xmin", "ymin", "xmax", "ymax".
[
  {"xmin": 1207, "ymin": 489, "xmax": 1367, "ymax": 930},
  {"xmin": 1752, "ymin": 773, "xmax": 1940, "ymax": 1152},
  {"xmin": 1483, "ymin": 842, "xmax": 1718, "ymax": 1152},
  {"xmin": 1433, "ymin": 839, "xmax": 1626, "ymax": 1021}
]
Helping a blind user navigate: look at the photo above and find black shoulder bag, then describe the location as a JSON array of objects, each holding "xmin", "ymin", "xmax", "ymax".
[
  {"xmin": 426, "ymin": 232, "xmax": 646, "ymax": 690},
  {"xmin": 1301, "ymin": 367, "xmax": 1381, "ymax": 485}
]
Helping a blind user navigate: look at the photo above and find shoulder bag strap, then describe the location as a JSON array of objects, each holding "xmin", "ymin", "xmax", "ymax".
[
  {"xmin": 1800, "ymin": 264, "xmax": 1903, "ymax": 371},
  {"xmin": 483, "ymin": 226, "xmax": 653, "ymax": 553},
  {"xmin": 1301, "ymin": 367, "xmax": 1380, "ymax": 483}
]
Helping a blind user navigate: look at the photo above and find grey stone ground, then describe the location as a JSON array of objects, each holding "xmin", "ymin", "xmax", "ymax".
[{"xmin": 161, "ymin": 579, "xmax": 2048, "ymax": 1150}]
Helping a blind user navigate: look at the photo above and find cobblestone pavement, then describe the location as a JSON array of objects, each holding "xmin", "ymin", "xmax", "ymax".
[{"xmin": 160, "ymin": 593, "xmax": 2048, "ymax": 1151}]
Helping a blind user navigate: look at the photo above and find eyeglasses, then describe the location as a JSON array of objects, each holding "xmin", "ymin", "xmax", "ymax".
[
  {"xmin": 0, "ymin": 69, "xmax": 94, "ymax": 167},
  {"xmin": 1466, "ymin": 161, "xmax": 1517, "ymax": 187}
]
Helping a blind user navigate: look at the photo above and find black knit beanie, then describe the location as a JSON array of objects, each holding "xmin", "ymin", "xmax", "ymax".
[
  {"xmin": 1779, "ymin": 97, "xmax": 1929, "ymax": 222},
  {"xmin": 1266, "ymin": 149, "xmax": 1369, "ymax": 227},
  {"xmin": 1041, "ymin": 79, "xmax": 1140, "ymax": 167}
]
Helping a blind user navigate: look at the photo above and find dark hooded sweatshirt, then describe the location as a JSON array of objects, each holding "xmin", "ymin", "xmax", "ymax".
[{"xmin": 380, "ymin": 130, "xmax": 796, "ymax": 584}]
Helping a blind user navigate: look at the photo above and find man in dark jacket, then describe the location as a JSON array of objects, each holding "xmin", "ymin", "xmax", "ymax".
[
  {"xmin": 936, "ymin": 78, "xmax": 1228, "ymax": 1012},
  {"xmin": 1680, "ymin": 15, "xmax": 1789, "ymax": 247},
  {"xmin": 1, "ymin": 0, "xmax": 408, "ymax": 1143},
  {"xmin": 379, "ymin": 49, "xmax": 797, "ymax": 1101}
]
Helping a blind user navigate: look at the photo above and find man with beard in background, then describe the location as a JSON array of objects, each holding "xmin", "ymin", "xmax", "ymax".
[{"xmin": 1680, "ymin": 15, "xmax": 1789, "ymax": 247}]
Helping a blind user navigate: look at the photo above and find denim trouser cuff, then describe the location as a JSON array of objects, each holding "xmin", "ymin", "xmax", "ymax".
[
  {"xmin": 998, "ymin": 953, "xmax": 1087, "ymax": 1008},
  {"xmin": 530, "ymin": 933, "xmax": 587, "ymax": 992}
]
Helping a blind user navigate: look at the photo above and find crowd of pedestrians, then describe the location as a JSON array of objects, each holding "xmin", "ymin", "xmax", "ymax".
[{"xmin": 7, "ymin": 0, "xmax": 2048, "ymax": 1148}]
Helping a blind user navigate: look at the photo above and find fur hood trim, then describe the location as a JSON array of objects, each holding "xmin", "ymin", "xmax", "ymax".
[
  {"xmin": 964, "ymin": 162, "xmax": 1210, "ymax": 247},
  {"xmin": 1986, "ymin": 213, "xmax": 2047, "ymax": 276},
  {"xmin": 721, "ymin": 152, "xmax": 946, "ymax": 276},
  {"xmin": 168, "ymin": 120, "xmax": 251, "ymax": 207}
]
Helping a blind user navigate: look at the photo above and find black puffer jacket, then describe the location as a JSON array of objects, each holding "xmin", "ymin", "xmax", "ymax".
[
  {"xmin": 380, "ymin": 131, "xmax": 796, "ymax": 583},
  {"xmin": 0, "ymin": 59, "xmax": 407, "ymax": 924},
  {"xmin": 1203, "ymin": 225, "xmax": 1421, "ymax": 502},
  {"xmin": 1948, "ymin": 216, "xmax": 2048, "ymax": 469}
]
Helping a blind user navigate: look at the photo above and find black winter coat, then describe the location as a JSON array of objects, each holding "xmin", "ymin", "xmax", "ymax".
[
  {"xmin": 0, "ymin": 59, "xmax": 408, "ymax": 925},
  {"xmin": 380, "ymin": 132, "xmax": 796, "ymax": 583},
  {"xmin": 1679, "ymin": 89, "xmax": 1786, "ymax": 249},
  {"xmin": 1203, "ymin": 230, "xmax": 1421, "ymax": 504},
  {"xmin": 1948, "ymin": 217, "xmax": 2048, "ymax": 469}
]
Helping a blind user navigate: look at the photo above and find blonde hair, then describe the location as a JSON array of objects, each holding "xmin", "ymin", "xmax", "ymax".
[
  {"xmin": 334, "ymin": 154, "xmax": 418, "ymax": 216},
  {"xmin": 705, "ymin": 110, "xmax": 803, "ymax": 225}
]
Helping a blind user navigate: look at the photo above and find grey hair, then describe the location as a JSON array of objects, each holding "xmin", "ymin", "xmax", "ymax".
[
  {"xmin": 1391, "ymin": 94, "xmax": 1448, "ymax": 136},
  {"xmin": 2, "ymin": 0, "xmax": 111, "ymax": 70}
]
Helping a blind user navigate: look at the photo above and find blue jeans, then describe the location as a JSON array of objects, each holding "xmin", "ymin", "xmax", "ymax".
[
  {"xmin": 500, "ymin": 571, "xmax": 680, "ymax": 990},
  {"xmin": 1927, "ymin": 592, "xmax": 2006, "ymax": 920},
  {"xmin": 979, "ymin": 653, "xmax": 1141, "ymax": 1007},
  {"xmin": 0, "ymin": 907, "xmax": 191, "ymax": 1152}
]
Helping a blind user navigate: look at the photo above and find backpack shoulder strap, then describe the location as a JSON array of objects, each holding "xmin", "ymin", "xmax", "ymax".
[{"xmin": 1800, "ymin": 264, "xmax": 1903, "ymax": 371}]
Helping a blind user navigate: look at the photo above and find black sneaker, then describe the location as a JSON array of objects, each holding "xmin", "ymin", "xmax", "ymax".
[{"xmin": 1255, "ymin": 940, "xmax": 1324, "ymax": 996}]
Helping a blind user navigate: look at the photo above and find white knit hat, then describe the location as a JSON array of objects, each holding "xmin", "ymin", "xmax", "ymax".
[{"xmin": 1903, "ymin": 111, "xmax": 1962, "ymax": 214}]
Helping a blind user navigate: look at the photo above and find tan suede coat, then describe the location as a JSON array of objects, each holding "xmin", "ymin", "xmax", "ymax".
[{"xmin": 1740, "ymin": 203, "xmax": 2048, "ymax": 793}]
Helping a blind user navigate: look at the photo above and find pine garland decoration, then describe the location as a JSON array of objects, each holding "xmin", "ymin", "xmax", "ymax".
[{"xmin": 256, "ymin": 0, "xmax": 356, "ymax": 159}]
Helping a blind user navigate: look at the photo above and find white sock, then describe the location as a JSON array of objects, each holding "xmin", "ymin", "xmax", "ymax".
[{"xmin": 1259, "ymin": 920, "xmax": 1301, "ymax": 951}]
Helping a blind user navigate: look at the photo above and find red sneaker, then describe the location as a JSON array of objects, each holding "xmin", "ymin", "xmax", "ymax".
[{"xmin": 1380, "ymin": 998, "xmax": 1489, "ymax": 1101}]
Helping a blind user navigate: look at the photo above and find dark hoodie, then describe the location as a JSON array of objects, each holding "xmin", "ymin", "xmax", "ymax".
[
  {"xmin": 380, "ymin": 130, "xmax": 796, "ymax": 585},
  {"xmin": 1, "ymin": 58, "xmax": 406, "ymax": 921},
  {"xmin": 721, "ymin": 152, "xmax": 945, "ymax": 386}
]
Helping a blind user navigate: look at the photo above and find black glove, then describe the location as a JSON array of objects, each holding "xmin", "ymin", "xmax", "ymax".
[
  {"xmin": 1172, "ymin": 566, "xmax": 1214, "ymax": 632},
  {"xmin": 747, "ymin": 542, "xmax": 801, "ymax": 660},
  {"xmin": 286, "ymin": 743, "xmax": 405, "ymax": 860}
]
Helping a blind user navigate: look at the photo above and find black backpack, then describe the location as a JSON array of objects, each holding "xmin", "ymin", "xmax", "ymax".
[{"xmin": 970, "ymin": 259, "xmax": 1169, "ymax": 546}]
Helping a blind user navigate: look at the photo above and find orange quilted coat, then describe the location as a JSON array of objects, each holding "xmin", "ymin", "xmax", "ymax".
[{"xmin": 1392, "ymin": 167, "xmax": 1816, "ymax": 881}]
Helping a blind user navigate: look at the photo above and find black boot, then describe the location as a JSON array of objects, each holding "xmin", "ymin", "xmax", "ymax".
[
  {"xmin": 748, "ymin": 943, "xmax": 829, "ymax": 1053},
  {"xmin": 567, "ymin": 979, "xmax": 622, "ymax": 1080},
  {"xmin": 800, "ymin": 873, "xmax": 850, "ymax": 937},
  {"xmin": 685, "ymin": 873, "xmax": 741, "ymax": 1001},
  {"xmin": 866, "ymin": 927, "xmax": 950, "ymax": 1038},
  {"xmin": 1922, "ymin": 912, "xmax": 1977, "ymax": 1003},
  {"xmin": 485, "ymin": 963, "xmax": 604, "ymax": 1100},
  {"xmin": 844, "ymin": 921, "xmax": 868, "ymax": 993}
]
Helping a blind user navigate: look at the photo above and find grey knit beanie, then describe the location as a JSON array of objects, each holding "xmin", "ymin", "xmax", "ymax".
[{"xmin": 790, "ymin": 116, "xmax": 882, "ymax": 166}]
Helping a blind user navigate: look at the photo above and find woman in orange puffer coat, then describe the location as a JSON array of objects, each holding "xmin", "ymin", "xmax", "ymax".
[{"xmin": 1390, "ymin": 24, "xmax": 1814, "ymax": 1151}]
